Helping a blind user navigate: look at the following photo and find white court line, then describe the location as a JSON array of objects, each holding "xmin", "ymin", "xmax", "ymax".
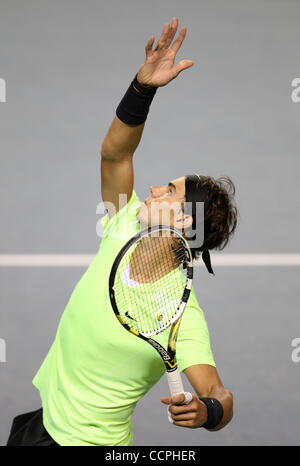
[
  {"xmin": 0, "ymin": 254, "xmax": 300, "ymax": 266},
  {"xmin": 0, "ymin": 255, "xmax": 94, "ymax": 266}
]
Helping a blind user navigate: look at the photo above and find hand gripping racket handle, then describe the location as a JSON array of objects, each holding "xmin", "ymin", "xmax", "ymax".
[{"xmin": 166, "ymin": 368, "xmax": 184, "ymax": 396}]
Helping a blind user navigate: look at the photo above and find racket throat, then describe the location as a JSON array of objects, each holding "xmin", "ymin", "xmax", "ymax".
[
  {"xmin": 165, "ymin": 344, "xmax": 177, "ymax": 371},
  {"xmin": 145, "ymin": 338, "xmax": 178, "ymax": 370},
  {"xmin": 164, "ymin": 358, "xmax": 177, "ymax": 371},
  {"xmin": 147, "ymin": 338, "xmax": 172, "ymax": 363}
]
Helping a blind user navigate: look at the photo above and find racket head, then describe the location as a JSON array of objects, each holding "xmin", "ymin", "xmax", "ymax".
[{"xmin": 109, "ymin": 225, "xmax": 193, "ymax": 337}]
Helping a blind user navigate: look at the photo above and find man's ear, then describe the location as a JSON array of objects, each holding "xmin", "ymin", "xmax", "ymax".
[{"xmin": 174, "ymin": 213, "xmax": 193, "ymax": 230}]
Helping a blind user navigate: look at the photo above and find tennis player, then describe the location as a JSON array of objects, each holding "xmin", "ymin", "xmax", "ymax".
[{"xmin": 6, "ymin": 17, "xmax": 237, "ymax": 446}]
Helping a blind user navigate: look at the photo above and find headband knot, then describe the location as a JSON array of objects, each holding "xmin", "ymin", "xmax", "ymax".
[{"xmin": 200, "ymin": 246, "xmax": 214, "ymax": 275}]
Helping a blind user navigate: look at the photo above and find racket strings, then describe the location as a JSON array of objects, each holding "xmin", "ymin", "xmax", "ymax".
[{"xmin": 114, "ymin": 233, "xmax": 188, "ymax": 334}]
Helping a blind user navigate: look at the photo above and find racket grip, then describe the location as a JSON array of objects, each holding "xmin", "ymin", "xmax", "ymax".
[{"xmin": 166, "ymin": 369, "xmax": 184, "ymax": 396}]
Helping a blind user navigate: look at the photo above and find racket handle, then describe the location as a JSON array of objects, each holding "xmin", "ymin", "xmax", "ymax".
[{"xmin": 167, "ymin": 369, "xmax": 184, "ymax": 396}]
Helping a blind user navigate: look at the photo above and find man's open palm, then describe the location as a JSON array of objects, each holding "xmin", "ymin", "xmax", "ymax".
[{"xmin": 137, "ymin": 18, "xmax": 194, "ymax": 87}]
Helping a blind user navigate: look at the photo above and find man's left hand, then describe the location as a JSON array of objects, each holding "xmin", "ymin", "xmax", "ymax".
[{"xmin": 160, "ymin": 393, "xmax": 208, "ymax": 428}]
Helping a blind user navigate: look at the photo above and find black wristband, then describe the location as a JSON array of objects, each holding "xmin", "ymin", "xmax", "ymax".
[
  {"xmin": 199, "ymin": 398, "xmax": 224, "ymax": 429},
  {"xmin": 116, "ymin": 73, "xmax": 158, "ymax": 126}
]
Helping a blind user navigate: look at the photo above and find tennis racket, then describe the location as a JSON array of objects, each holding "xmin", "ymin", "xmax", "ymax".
[{"xmin": 109, "ymin": 224, "xmax": 193, "ymax": 397}]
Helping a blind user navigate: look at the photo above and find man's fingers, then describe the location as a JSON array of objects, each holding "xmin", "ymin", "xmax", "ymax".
[
  {"xmin": 170, "ymin": 26, "xmax": 187, "ymax": 54},
  {"xmin": 164, "ymin": 17, "xmax": 178, "ymax": 49},
  {"xmin": 154, "ymin": 22, "xmax": 170, "ymax": 51},
  {"xmin": 169, "ymin": 402, "xmax": 195, "ymax": 415},
  {"xmin": 161, "ymin": 392, "xmax": 194, "ymax": 406},
  {"xmin": 167, "ymin": 407, "xmax": 197, "ymax": 427},
  {"xmin": 170, "ymin": 412, "xmax": 197, "ymax": 422},
  {"xmin": 170, "ymin": 393, "xmax": 186, "ymax": 405},
  {"xmin": 172, "ymin": 419, "xmax": 196, "ymax": 428},
  {"xmin": 171, "ymin": 60, "xmax": 194, "ymax": 79},
  {"xmin": 160, "ymin": 396, "xmax": 171, "ymax": 404},
  {"xmin": 169, "ymin": 392, "xmax": 193, "ymax": 405},
  {"xmin": 145, "ymin": 36, "xmax": 155, "ymax": 55}
]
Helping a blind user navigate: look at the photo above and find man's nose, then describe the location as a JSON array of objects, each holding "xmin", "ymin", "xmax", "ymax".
[
  {"xmin": 150, "ymin": 186, "xmax": 162, "ymax": 197},
  {"xmin": 151, "ymin": 185, "xmax": 169, "ymax": 198}
]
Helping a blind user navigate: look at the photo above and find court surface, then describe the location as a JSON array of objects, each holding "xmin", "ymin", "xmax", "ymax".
[{"xmin": 0, "ymin": 0, "xmax": 299, "ymax": 445}]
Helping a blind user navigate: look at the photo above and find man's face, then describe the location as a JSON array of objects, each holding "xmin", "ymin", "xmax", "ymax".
[{"xmin": 137, "ymin": 176, "xmax": 192, "ymax": 230}]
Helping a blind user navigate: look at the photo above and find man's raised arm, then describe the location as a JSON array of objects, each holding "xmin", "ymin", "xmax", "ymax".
[
  {"xmin": 100, "ymin": 116, "xmax": 146, "ymax": 217},
  {"xmin": 100, "ymin": 17, "xmax": 194, "ymax": 217}
]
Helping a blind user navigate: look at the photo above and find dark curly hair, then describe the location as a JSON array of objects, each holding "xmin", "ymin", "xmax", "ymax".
[{"xmin": 183, "ymin": 174, "xmax": 238, "ymax": 261}]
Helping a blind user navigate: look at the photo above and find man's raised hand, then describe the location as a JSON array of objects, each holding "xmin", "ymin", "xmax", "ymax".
[{"xmin": 137, "ymin": 18, "xmax": 194, "ymax": 88}]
